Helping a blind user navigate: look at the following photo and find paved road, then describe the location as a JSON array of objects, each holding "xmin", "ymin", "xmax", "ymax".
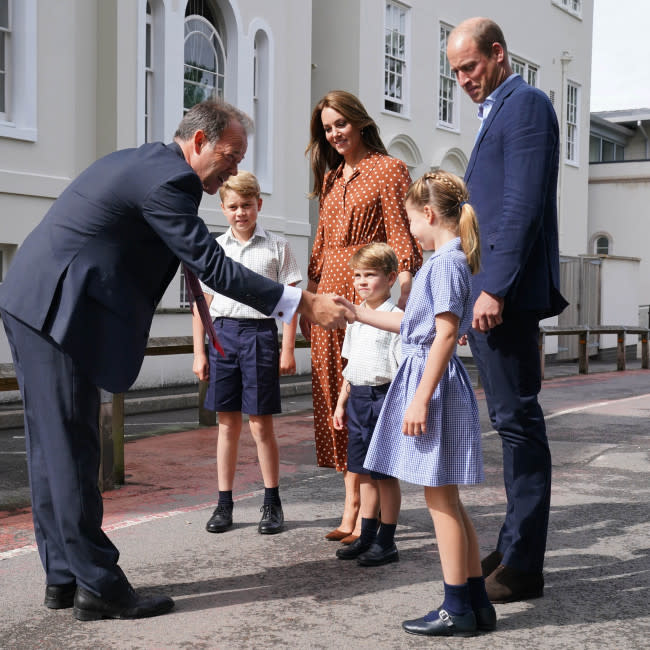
[{"xmin": 0, "ymin": 369, "xmax": 649, "ymax": 648}]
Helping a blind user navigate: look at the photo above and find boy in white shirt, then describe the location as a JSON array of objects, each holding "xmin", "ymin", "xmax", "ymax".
[
  {"xmin": 192, "ymin": 171, "xmax": 302, "ymax": 536},
  {"xmin": 333, "ymin": 242, "xmax": 402, "ymax": 565}
]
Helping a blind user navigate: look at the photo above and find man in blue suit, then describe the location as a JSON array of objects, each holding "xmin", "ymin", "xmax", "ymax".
[
  {"xmin": 447, "ymin": 18, "xmax": 567, "ymax": 604},
  {"xmin": 0, "ymin": 100, "xmax": 351, "ymax": 620}
]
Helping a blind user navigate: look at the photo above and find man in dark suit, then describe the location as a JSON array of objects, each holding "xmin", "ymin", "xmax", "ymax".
[
  {"xmin": 0, "ymin": 100, "xmax": 351, "ymax": 620},
  {"xmin": 447, "ymin": 18, "xmax": 567, "ymax": 603}
]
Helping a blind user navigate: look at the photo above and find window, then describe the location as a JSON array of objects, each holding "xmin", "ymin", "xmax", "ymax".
[
  {"xmin": 144, "ymin": 2, "xmax": 153, "ymax": 142},
  {"xmin": 0, "ymin": 0, "xmax": 9, "ymax": 120},
  {"xmin": 253, "ymin": 28, "xmax": 272, "ymax": 190},
  {"xmin": 0, "ymin": 0, "xmax": 36, "ymax": 140},
  {"xmin": 438, "ymin": 23, "xmax": 457, "ymax": 129},
  {"xmin": 565, "ymin": 81, "xmax": 579, "ymax": 164},
  {"xmin": 589, "ymin": 135, "xmax": 624, "ymax": 162},
  {"xmin": 384, "ymin": 2, "xmax": 408, "ymax": 114},
  {"xmin": 595, "ymin": 236, "xmax": 609, "ymax": 255},
  {"xmin": 553, "ymin": 0, "xmax": 582, "ymax": 18},
  {"xmin": 184, "ymin": 2, "xmax": 226, "ymax": 112},
  {"xmin": 511, "ymin": 55, "xmax": 538, "ymax": 87}
]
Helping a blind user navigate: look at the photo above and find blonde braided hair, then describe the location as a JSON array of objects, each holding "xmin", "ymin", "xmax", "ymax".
[{"xmin": 406, "ymin": 170, "xmax": 481, "ymax": 274}]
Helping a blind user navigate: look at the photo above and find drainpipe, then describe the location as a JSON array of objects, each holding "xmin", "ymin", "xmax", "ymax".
[
  {"xmin": 638, "ymin": 121, "xmax": 649, "ymax": 159},
  {"xmin": 557, "ymin": 50, "xmax": 573, "ymax": 245}
]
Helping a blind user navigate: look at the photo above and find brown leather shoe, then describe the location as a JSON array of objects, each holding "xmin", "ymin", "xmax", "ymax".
[
  {"xmin": 324, "ymin": 528, "xmax": 353, "ymax": 541},
  {"xmin": 485, "ymin": 565, "xmax": 544, "ymax": 603},
  {"xmin": 481, "ymin": 550, "xmax": 503, "ymax": 577}
]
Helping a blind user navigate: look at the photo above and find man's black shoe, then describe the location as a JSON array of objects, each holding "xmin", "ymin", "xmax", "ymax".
[
  {"xmin": 206, "ymin": 504, "xmax": 233, "ymax": 533},
  {"xmin": 73, "ymin": 586, "xmax": 174, "ymax": 621},
  {"xmin": 44, "ymin": 582, "xmax": 76, "ymax": 609},
  {"xmin": 258, "ymin": 503, "xmax": 284, "ymax": 534}
]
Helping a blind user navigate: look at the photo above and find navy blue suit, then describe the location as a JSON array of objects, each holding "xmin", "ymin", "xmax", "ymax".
[
  {"xmin": 465, "ymin": 76, "xmax": 567, "ymax": 573},
  {"xmin": 0, "ymin": 142, "xmax": 284, "ymax": 597}
]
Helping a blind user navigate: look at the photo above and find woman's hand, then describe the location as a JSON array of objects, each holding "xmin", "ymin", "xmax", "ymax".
[{"xmin": 299, "ymin": 315, "xmax": 312, "ymax": 341}]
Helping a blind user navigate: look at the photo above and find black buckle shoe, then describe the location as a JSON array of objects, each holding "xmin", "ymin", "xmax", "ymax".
[
  {"xmin": 44, "ymin": 582, "xmax": 76, "ymax": 609},
  {"xmin": 402, "ymin": 608, "xmax": 477, "ymax": 637},
  {"xmin": 73, "ymin": 586, "xmax": 174, "ymax": 621},
  {"xmin": 258, "ymin": 503, "xmax": 284, "ymax": 534},
  {"xmin": 206, "ymin": 504, "xmax": 233, "ymax": 533}
]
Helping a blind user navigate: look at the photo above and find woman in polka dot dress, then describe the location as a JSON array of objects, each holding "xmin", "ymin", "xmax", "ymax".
[{"xmin": 301, "ymin": 91, "xmax": 422, "ymax": 541}]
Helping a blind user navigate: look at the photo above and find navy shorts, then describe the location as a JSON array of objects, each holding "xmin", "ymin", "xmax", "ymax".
[
  {"xmin": 347, "ymin": 383, "xmax": 392, "ymax": 479},
  {"xmin": 204, "ymin": 318, "xmax": 281, "ymax": 415}
]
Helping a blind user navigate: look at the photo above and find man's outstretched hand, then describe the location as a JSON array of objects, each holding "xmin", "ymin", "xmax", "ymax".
[{"xmin": 298, "ymin": 292, "xmax": 354, "ymax": 331}]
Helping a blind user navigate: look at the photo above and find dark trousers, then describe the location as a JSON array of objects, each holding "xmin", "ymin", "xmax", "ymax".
[
  {"xmin": 468, "ymin": 312, "xmax": 551, "ymax": 573},
  {"xmin": 2, "ymin": 311, "xmax": 128, "ymax": 597}
]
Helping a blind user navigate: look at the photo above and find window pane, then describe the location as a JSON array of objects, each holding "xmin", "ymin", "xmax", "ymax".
[
  {"xmin": 602, "ymin": 140, "xmax": 615, "ymax": 162},
  {"xmin": 0, "ymin": 0, "xmax": 8, "ymax": 29},
  {"xmin": 596, "ymin": 237, "xmax": 609, "ymax": 255},
  {"xmin": 615, "ymin": 145, "xmax": 624, "ymax": 161},
  {"xmin": 589, "ymin": 136, "xmax": 601, "ymax": 162},
  {"xmin": 0, "ymin": 71, "xmax": 4, "ymax": 113}
]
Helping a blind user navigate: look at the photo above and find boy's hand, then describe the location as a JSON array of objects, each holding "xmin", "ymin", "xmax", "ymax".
[
  {"xmin": 280, "ymin": 350, "xmax": 296, "ymax": 375},
  {"xmin": 332, "ymin": 295, "xmax": 357, "ymax": 322},
  {"xmin": 193, "ymin": 354, "xmax": 210, "ymax": 382},
  {"xmin": 332, "ymin": 405, "xmax": 346, "ymax": 430}
]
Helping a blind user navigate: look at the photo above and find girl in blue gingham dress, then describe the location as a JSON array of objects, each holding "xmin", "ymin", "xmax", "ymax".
[{"xmin": 345, "ymin": 171, "xmax": 495, "ymax": 638}]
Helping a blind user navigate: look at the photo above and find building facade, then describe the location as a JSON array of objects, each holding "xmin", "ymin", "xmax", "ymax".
[{"xmin": 0, "ymin": 0, "xmax": 594, "ymax": 390}]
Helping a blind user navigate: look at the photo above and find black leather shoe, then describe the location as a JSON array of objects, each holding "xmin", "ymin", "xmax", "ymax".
[
  {"xmin": 44, "ymin": 582, "xmax": 76, "ymax": 609},
  {"xmin": 475, "ymin": 604, "xmax": 497, "ymax": 631},
  {"xmin": 336, "ymin": 537, "xmax": 372, "ymax": 560},
  {"xmin": 73, "ymin": 586, "xmax": 174, "ymax": 621},
  {"xmin": 481, "ymin": 550, "xmax": 503, "ymax": 577},
  {"xmin": 206, "ymin": 504, "xmax": 233, "ymax": 533},
  {"xmin": 357, "ymin": 542, "xmax": 399, "ymax": 567},
  {"xmin": 402, "ymin": 608, "xmax": 477, "ymax": 637},
  {"xmin": 258, "ymin": 503, "xmax": 284, "ymax": 534},
  {"xmin": 485, "ymin": 564, "xmax": 544, "ymax": 603}
]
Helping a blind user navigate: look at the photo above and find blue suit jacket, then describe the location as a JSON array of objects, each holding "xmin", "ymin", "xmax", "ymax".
[
  {"xmin": 0, "ymin": 142, "xmax": 283, "ymax": 392},
  {"xmin": 465, "ymin": 75, "xmax": 567, "ymax": 318}
]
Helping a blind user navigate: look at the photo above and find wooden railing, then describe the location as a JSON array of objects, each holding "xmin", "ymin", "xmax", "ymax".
[{"xmin": 538, "ymin": 325, "xmax": 650, "ymax": 378}]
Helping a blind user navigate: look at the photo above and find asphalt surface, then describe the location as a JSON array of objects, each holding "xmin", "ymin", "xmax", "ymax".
[{"xmin": 0, "ymin": 365, "xmax": 649, "ymax": 648}]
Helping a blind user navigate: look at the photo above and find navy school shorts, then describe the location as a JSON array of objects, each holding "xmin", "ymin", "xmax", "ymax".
[
  {"xmin": 204, "ymin": 317, "xmax": 281, "ymax": 415},
  {"xmin": 346, "ymin": 383, "xmax": 392, "ymax": 479}
]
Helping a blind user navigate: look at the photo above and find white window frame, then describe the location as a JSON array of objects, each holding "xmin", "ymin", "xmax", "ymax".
[
  {"xmin": 438, "ymin": 22, "xmax": 458, "ymax": 131},
  {"xmin": 183, "ymin": 14, "xmax": 226, "ymax": 112},
  {"xmin": 552, "ymin": 0, "xmax": 582, "ymax": 19},
  {"xmin": 565, "ymin": 80, "xmax": 580, "ymax": 165},
  {"xmin": 144, "ymin": 2, "xmax": 153, "ymax": 142},
  {"xmin": 251, "ymin": 24, "xmax": 274, "ymax": 193},
  {"xmin": 0, "ymin": 0, "xmax": 36, "ymax": 141},
  {"xmin": 383, "ymin": 1, "xmax": 410, "ymax": 116},
  {"xmin": 511, "ymin": 54, "xmax": 539, "ymax": 88}
]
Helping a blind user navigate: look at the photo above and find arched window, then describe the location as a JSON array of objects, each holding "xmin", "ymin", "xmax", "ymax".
[
  {"xmin": 253, "ymin": 29, "xmax": 271, "ymax": 188},
  {"xmin": 595, "ymin": 235, "xmax": 609, "ymax": 255},
  {"xmin": 184, "ymin": 1, "xmax": 226, "ymax": 111}
]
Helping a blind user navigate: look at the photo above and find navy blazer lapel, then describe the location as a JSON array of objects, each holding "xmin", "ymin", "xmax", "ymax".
[{"xmin": 465, "ymin": 75, "xmax": 525, "ymax": 182}]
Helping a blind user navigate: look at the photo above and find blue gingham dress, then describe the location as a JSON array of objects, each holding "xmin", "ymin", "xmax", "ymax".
[{"xmin": 363, "ymin": 238, "xmax": 484, "ymax": 487}]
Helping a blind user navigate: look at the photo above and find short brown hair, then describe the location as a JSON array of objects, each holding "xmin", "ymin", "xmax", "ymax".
[
  {"xmin": 219, "ymin": 171, "xmax": 260, "ymax": 201},
  {"xmin": 348, "ymin": 242, "xmax": 398, "ymax": 277}
]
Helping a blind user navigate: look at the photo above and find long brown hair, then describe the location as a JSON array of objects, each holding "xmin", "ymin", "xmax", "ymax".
[
  {"xmin": 305, "ymin": 90, "xmax": 387, "ymax": 198},
  {"xmin": 406, "ymin": 171, "xmax": 481, "ymax": 274}
]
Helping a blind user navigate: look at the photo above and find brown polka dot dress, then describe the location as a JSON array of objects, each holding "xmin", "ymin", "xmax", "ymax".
[{"xmin": 308, "ymin": 151, "xmax": 422, "ymax": 470}]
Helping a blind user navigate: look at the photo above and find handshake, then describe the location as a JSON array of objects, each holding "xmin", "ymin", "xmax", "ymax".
[{"xmin": 297, "ymin": 293, "xmax": 357, "ymax": 340}]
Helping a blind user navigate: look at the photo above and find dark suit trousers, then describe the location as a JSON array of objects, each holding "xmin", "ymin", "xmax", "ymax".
[
  {"xmin": 468, "ymin": 313, "xmax": 551, "ymax": 573},
  {"xmin": 2, "ymin": 311, "xmax": 128, "ymax": 597}
]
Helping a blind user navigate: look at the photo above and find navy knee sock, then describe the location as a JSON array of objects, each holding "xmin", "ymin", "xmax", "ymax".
[
  {"xmin": 375, "ymin": 523, "xmax": 396, "ymax": 549},
  {"xmin": 441, "ymin": 581, "xmax": 472, "ymax": 616},
  {"xmin": 467, "ymin": 575, "xmax": 491, "ymax": 610},
  {"xmin": 360, "ymin": 517, "xmax": 379, "ymax": 544},
  {"xmin": 263, "ymin": 486, "xmax": 281, "ymax": 506}
]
